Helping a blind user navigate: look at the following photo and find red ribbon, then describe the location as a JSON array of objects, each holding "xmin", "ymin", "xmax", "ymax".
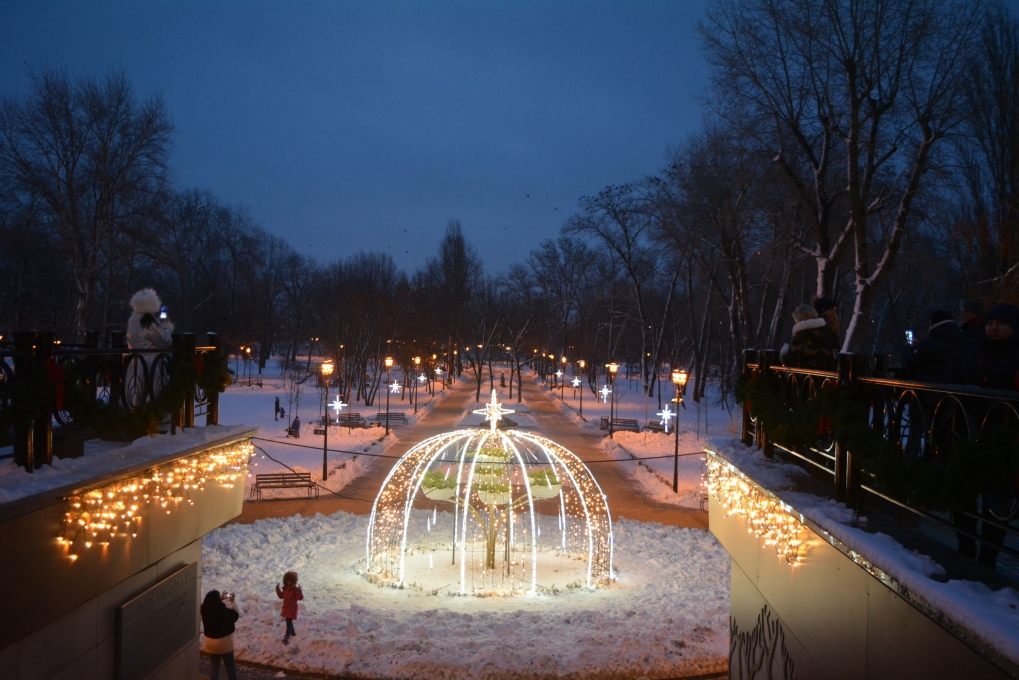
[{"xmin": 45, "ymin": 358, "xmax": 66, "ymax": 411}]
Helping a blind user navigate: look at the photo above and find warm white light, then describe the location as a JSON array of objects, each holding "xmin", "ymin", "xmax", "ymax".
[{"xmin": 473, "ymin": 389, "xmax": 515, "ymax": 432}]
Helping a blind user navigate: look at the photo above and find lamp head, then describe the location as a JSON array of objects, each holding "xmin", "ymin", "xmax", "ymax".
[
  {"xmin": 608, "ymin": 363, "xmax": 619, "ymax": 374},
  {"xmin": 561, "ymin": 356, "xmax": 567, "ymax": 364},
  {"xmin": 321, "ymin": 361, "xmax": 334, "ymax": 377},
  {"xmin": 414, "ymin": 356, "xmax": 421, "ymax": 365},
  {"xmin": 385, "ymin": 357, "xmax": 394, "ymax": 368},
  {"xmin": 578, "ymin": 359, "xmax": 586, "ymax": 369}
]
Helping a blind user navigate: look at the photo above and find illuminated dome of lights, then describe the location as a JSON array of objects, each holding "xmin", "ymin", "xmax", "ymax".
[{"xmin": 366, "ymin": 390, "xmax": 613, "ymax": 595}]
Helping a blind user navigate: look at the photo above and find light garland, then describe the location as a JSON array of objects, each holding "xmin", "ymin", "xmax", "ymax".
[
  {"xmin": 59, "ymin": 440, "xmax": 253, "ymax": 560},
  {"xmin": 705, "ymin": 455, "xmax": 804, "ymax": 564}
]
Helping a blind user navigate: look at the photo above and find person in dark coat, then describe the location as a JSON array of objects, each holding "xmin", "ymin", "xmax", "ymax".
[
  {"xmin": 812, "ymin": 296, "xmax": 842, "ymax": 355},
  {"xmin": 959, "ymin": 298, "xmax": 986, "ymax": 343},
  {"xmin": 291, "ymin": 416, "xmax": 300, "ymax": 437},
  {"xmin": 781, "ymin": 305, "xmax": 838, "ymax": 370},
  {"xmin": 942, "ymin": 303, "xmax": 1019, "ymax": 390},
  {"xmin": 201, "ymin": 590, "xmax": 239, "ymax": 680},
  {"xmin": 902, "ymin": 310, "xmax": 965, "ymax": 382},
  {"xmin": 941, "ymin": 303, "xmax": 1019, "ymax": 568}
]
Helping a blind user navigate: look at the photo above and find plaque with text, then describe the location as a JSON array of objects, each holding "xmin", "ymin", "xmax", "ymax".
[{"xmin": 117, "ymin": 561, "xmax": 198, "ymax": 680}]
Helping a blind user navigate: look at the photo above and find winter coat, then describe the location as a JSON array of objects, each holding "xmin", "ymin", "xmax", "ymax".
[
  {"xmin": 961, "ymin": 316, "xmax": 986, "ymax": 344},
  {"xmin": 201, "ymin": 599, "xmax": 239, "ymax": 653},
  {"xmin": 942, "ymin": 336, "xmax": 1019, "ymax": 391},
  {"xmin": 126, "ymin": 289, "xmax": 174, "ymax": 350},
  {"xmin": 902, "ymin": 320, "xmax": 966, "ymax": 382},
  {"xmin": 781, "ymin": 318, "xmax": 838, "ymax": 371},
  {"xmin": 276, "ymin": 584, "xmax": 304, "ymax": 619}
]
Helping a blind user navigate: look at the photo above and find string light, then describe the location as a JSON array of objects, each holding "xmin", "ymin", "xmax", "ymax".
[
  {"xmin": 60, "ymin": 440, "xmax": 253, "ymax": 560},
  {"xmin": 705, "ymin": 454, "xmax": 804, "ymax": 564}
]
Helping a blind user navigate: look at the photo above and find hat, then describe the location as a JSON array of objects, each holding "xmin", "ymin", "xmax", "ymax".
[
  {"xmin": 928, "ymin": 310, "xmax": 953, "ymax": 329},
  {"xmin": 961, "ymin": 298, "xmax": 985, "ymax": 317},
  {"xmin": 813, "ymin": 296, "xmax": 837, "ymax": 315},
  {"xmin": 985, "ymin": 303, "xmax": 1019, "ymax": 332}
]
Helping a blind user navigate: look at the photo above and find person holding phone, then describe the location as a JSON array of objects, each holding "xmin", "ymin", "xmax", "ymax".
[
  {"xmin": 201, "ymin": 589, "xmax": 239, "ymax": 680},
  {"xmin": 902, "ymin": 310, "xmax": 964, "ymax": 382},
  {"xmin": 126, "ymin": 288, "xmax": 174, "ymax": 350}
]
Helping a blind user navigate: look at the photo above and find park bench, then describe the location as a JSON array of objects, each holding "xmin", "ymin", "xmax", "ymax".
[
  {"xmin": 644, "ymin": 422, "xmax": 666, "ymax": 433},
  {"xmin": 372, "ymin": 412, "xmax": 408, "ymax": 426},
  {"xmin": 599, "ymin": 417, "xmax": 640, "ymax": 433},
  {"xmin": 338, "ymin": 413, "xmax": 366, "ymax": 428},
  {"xmin": 249, "ymin": 472, "xmax": 319, "ymax": 500}
]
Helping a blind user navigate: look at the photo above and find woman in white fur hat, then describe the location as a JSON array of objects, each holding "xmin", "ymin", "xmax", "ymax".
[{"xmin": 126, "ymin": 288, "xmax": 174, "ymax": 350}]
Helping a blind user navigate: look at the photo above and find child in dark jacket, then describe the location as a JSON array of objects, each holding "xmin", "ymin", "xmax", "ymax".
[
  {"xmin": 781, "ymin": 305, "xmax": 837, "ymax": 371},
  {"xmin": 276, "ymin": 571, "xmax": 304, "ymax": 645}
]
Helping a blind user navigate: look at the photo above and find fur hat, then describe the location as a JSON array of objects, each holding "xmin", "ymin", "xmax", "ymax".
[
  {"xmin": 928, "ymin": 310, "xmax": 953, "ymax": 329},
  {"xmin": 985, "ymin": 303, "xmax": 1019, "ymax": 333},
  {"xmin": 130, "ymin": 288, "xmax": 162, "ymax": 315}
]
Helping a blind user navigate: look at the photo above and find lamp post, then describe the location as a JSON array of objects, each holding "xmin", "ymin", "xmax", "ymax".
[
  {"xmin": 321, "ymin": 360, "xmax": 334, "ymax": 481},
  {"xmin": 245, "ymin": 347, "xmax": 252, "ymax": 387},
  {"xmin": 384, "ymin": 357, "xmax": 394, "ymax": 435},
  {"xmin": 577, "ymin": 359, "xmax": 586, "ymax": 417},
  {"xmin": 671, "ymin": 368, "xmax": 688, "ymax": 493},
  {"xmin": 413, "ymin": 356, "xmax": 421, "ymax": 413},
  {"xmin": 607, "ymin": 362, "xmax": 619, "ymax": 438},
  {"xmin": 560, "ymin": 356, "xmax": 567, "ymax": 400}
]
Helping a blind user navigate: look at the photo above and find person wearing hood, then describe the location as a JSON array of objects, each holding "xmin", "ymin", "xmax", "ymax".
[
  {"xmin": 126, "ymin": 288, "xmax": 174, "ymax": 350},
  {"xmin": 942, "ymin": 303, "xmax": 1019, "ymax": 390},
  {"xmin": 201, "ymin": 589, "xmax": 239, "ymax": 680},
  {"xmin": 902, "ymin": 310, "xmax": 965, "ymax": 382},
  {"xmin": 781, "ymin": 305, "xmax": 838, "ymax": 370},
  {"xmin": 959, "ymin": 297, "xmax": 986, "ymax": 344}
]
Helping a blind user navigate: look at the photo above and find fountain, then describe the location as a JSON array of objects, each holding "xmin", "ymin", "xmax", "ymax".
[{"xmin": 366, "ymin": 390, "xmax": 613, "ymax": 594}]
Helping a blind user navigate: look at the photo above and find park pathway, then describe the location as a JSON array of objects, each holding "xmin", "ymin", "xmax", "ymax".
[
  {"xmin": 516, "ymin": 378, "xmax": 709, "ymax": 530},
  {"xmin": 232, "ymin": 380, "xmax": 478, "ymax": 523}
]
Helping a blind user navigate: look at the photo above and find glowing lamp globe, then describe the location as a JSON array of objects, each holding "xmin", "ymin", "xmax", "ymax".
[{"xmin": 366, "ymin": 390, "xmax": 613, "ymax": 595}]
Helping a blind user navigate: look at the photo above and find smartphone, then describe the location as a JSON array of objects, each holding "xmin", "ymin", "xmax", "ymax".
[
  {"xmin": 905, "ymin": 330, "xmax": 914, "ymax": 345},
  {"xmin": 159, "ymin": 305, "xmax": 167, "ymax": 321}
]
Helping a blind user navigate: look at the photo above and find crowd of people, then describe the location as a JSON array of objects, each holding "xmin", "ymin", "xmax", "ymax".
[{"xmin": 779, "ymin": 295, "xmax": 1019, "ymax": 392}]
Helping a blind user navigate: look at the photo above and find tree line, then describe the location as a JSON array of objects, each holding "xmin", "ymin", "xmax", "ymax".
[{"xmin": 2, "ymin": 0, "xmax": 1019, "ymax": 406}]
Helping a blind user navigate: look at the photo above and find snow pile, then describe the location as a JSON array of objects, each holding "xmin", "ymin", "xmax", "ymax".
[
  {"xmin": 707, "ymin": 438, "xmax": 1019, "ymax": 666},
  {"xmin": 0, "ymin": 424, "xmax": 254, "ymax": 505},
  {"xmin": 604, "ymin": 432, "xmax": 707, "ymax": 509},
  {"xmin": 201, "ymin": 511, "xmax": 730, "ymax": 679}
]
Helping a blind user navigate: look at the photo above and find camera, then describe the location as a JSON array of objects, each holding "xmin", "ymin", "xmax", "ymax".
[{"xmin": 159, "ymin": 305, "xmax": 167, "ymax": 321}]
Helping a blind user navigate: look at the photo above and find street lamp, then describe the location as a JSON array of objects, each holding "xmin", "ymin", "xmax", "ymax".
[
  {"xmin": 607, "ymin": 362, "xmax": 619, "ymax": 438},
  {"xmin": 577, "ymin": 359, "xmax": 586, "ymax": 417},
  {"xmin": 671, "ymin": 368, "xmax": 688, "ymax": 493},
  {"xmin": 413, "ymin": 356, "xmax": 421, "ymax": 413},
  {"xmin": 384, "ymin": 356, "xmax": 394, "ymax": 435},
  {"xmin": 560, "ymin": 355, "xmax": 567, "ymax": 400},
  {"xmin": 321, "ymin": 360, "xmax": 334, "ymax": 481}
]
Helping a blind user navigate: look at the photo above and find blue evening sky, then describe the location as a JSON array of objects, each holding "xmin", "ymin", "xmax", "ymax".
[{"xmin": 1, "ymin": 2, "xmax": 709, "ymax": 273}]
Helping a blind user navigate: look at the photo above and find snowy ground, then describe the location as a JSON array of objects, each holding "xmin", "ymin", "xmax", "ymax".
[
  {"xmin": 219, "ymin": 361, "xmax": 454, "ymax": 499},
  {"xmin": 202, "ymin": 510, "xmax": 730, "ymax": 679},
  {"xmin": 535, "ymin": 371, "xmax": 738, "ymax": 509}
]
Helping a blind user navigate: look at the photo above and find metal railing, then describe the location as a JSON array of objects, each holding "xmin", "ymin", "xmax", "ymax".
[
  {"xmin": 740, "ymin": 348, "xmax": 1019, "ymax": 567},
  {"xmin": 0, "ymin": 331, "xmax": 223, "ymax": 473}
]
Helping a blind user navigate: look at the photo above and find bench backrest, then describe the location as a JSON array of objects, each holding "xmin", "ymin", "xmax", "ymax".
[{"xmin": 255, "ymin": 473, "xmax": 312, "ymax": 482}]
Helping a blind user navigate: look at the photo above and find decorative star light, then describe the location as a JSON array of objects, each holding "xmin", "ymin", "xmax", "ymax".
[
  {"xmin": 473, "ymin": 388, "xmax": 515, "ymax": 432},
  {"xmin": 657, "ymin": 404, "xmax": 675, "ymax": 434},
  {"xmin": 390, "ymin": 380, "xmax": 402, "ymax": 394},
  {"xmin": 555, "ymin": 370, "xmax": 563, "ymax": 378},
  {"xmin": 571, "ymin": 377, "xmax": 581, "ymax": 388},
  {"xmin": 599, "ymin": 385, "xmax": 612, "ymax": 403},
  {"xmin": 330, "ymin": 396, "xmax": 347, "ymax": 415},
  {"xmin": 418, "ymin": 373, "xmax": 427, "ymax": 383},
  {"xmin": 435, "ymin": 367, "xmax": 444, "ymax": 375}
]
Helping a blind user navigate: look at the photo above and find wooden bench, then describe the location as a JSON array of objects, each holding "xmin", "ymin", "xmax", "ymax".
[
  {"xmin": 338, "ymin": 413, "xmax": 366, "ymax": 428},
  {"xmin": 373, "ymin": 412, "xmax": 408, "ymax": 426},
  {"xmin": 250, "ymin": 472, "xmax": 319, "ymax": 500},
  {"xmin": 599, "ymin": 417, "xmax": 640, "ymax": 433},
  {"xmin": 644, "ymin": 422, "xmax": 666, "ymax": 433}
]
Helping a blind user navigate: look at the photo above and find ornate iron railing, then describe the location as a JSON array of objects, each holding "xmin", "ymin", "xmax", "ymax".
[
  {"xmin": 0, "ymin": 331, "xmax": 223, "ymax": 473},
  {"xmin": 741, "ymin": 348, "xmax": 1019, "ymax": 566}
]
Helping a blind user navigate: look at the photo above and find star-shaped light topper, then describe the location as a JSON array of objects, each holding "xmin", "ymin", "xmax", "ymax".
[
  {"xmin": 657, "ymin": 404, "xmax": 675, "ymax": 434},
  {"xmin": 599, "ymin": 385, "xmax": 612, "ymax": 403},
  {"xmin": 330, "ymin": 396, "xmax": 347, "ymax": 415},
  {"xmin": 389, "ymin": 380, "xmax": 402, "ymax": 394},
  {"xmin": 555, "ymin": 370, "xmax": 563, "ymax": 378},
  {"xmin": 571, "ymin": 377, "xmax": 581, "ymax": 388},
  {"xmin": 473, "ymin": 388, "xmax": 515, "ymax": 432},
  {"xmin": 417, "ymin": 373, "xmax": 427, "ymax": 383}
]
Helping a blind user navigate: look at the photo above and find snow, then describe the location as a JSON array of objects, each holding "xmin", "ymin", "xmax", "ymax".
[
  {"xmin": 0, "ymin": 424, "xmax": 255, "ymax": 505},
  {"xmin": 707, "ymin": 438, "xmax": 1019, "ymax": 667},
  {"xmin": 201, "ymin": 510, "xmax": 730, "ymax": 679}
]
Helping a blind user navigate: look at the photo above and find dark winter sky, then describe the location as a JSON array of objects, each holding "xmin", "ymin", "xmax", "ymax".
[{"xmin": 0, "ymin": 2, "xmax": 710, "ymax": 274}]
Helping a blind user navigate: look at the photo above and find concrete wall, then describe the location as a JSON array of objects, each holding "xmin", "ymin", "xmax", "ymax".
[
  {"xmin": 0, "ymin": 540, "xmax": 201, "ymax": 680},
  {"xmin": 711, "ymin": 495, "xmax": 1011, "ymax": 680}
]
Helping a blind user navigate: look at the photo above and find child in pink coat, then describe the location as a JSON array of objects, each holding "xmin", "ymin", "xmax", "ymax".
[{"xmin": 275, "ymin": 571, "xmax": 304, "ymax": 645}]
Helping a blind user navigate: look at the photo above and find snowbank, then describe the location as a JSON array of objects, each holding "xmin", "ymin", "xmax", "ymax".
[{"xmin": 201, "ymin": 511, "xmax": 730, "ymax": 679}]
